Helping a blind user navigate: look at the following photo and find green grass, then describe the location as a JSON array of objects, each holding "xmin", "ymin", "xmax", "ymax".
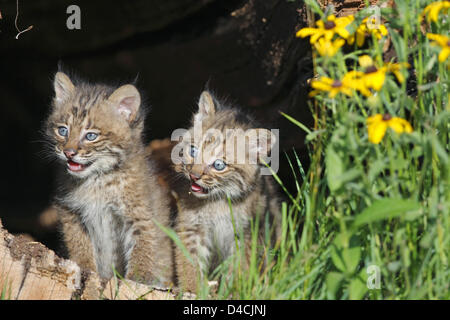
[{"xmin": 184, "ymin": 0, "xmax": 449, "ymax": 300}]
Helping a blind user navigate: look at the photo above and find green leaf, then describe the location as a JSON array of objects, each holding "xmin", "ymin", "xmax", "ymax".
[
  {"xmin": 330, "ymin": 234, "xmax": 361, "ymax": 274},
  {"xmin": 326, "ymin": 145, "xmax": 344, "ymax": 192},
  {"xmin": 349, "ymin": 269, "xmax": 368, "ymax": 300},
  {"xmin": 326, "ymin": 272, "xmax": 345, "ymax": 299},
  {"xmin": 305, "ymin": 129, "xmax": 325, "ymax": 142},
  {"xmin": 368, "ymin": 159, "xmax": 386, "ymax": 182},
  {"xmin": 153, "ymin": 220, "xmax": 194, "ymax": 266},
  {"xmin": 280, "ymin": 112, "xmax": 312, "ymax": 135},
  {"xmin": 304, "ymin": 0, "xmax": 324, "ymax": 16},
  {"xmin": 352, "ymin": 198, "xmax": 421, "ymax": 229}
]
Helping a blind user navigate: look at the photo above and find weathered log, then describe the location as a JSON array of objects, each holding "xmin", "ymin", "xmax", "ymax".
[{"xmin": 0, "ymin": 218, "xmax": 177, "ymax": 300}]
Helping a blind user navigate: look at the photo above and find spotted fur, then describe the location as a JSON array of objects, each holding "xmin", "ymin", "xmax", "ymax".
[
  {"xmin": 172, "ymin": 91, "xmax": 281, "ymax": 292},
  {"xmin": 46, "ymin": 72, "xmax": 174, "ymax": 286}
]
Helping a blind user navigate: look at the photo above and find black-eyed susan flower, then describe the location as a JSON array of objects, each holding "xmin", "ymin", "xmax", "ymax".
[
  {"xmin": 309, "ymin": 72, "xmax": 363, "ymax": 98},
  {"xmin": 421, "ymin": 1, "xmax": 450, "ymax": 23},
  {"xmin": 296, "ymin": 14, "xmax": 354, "ymax": 44},
  {"xmin": 367, "ymin": 113, "xmax": 413, "ymax": 144},
  {"xmin": 427, "ymin": 33, "xmax": 450, "ymax": 62},
  {"xmin": 343, "ymin": 70, "xmax": 372, "ymax": 97},
  {"xmin": 348, "ymin": 17, "xmax": 388, "ymax": 47},
  {"xmin": 358, "ymin": 55, "xmax": 387, "ymax": 91},
  {"xmin": 313, "ymin": 38, "xmax": 346, "ymax": 57},
  {"xmin": 357, "ymin": 55, "xmax": 409, "ymax": 92}
]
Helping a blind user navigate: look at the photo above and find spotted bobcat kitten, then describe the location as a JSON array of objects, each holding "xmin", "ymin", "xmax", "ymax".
[
  {"xmin": 46, "ymin": 72, "xmax": 174, "ymax": 286},
  {"xmin": 172, "ymin": 91, "xmax": 281, "ymax": 292}
]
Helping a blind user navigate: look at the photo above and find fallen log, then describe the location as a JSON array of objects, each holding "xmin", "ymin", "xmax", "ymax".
[{"xmin": 0, "ymin": 218, "xmax": 177, "ymax": 300}]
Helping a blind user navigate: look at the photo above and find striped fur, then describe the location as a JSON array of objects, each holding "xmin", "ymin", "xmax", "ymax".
[
  {"xmin": 46, "ymin": 72, "xmax": 174, "ymax": 286},
  {"xmin": 172, "ymin": 91, "xmax": 281, "ymax": 292}
]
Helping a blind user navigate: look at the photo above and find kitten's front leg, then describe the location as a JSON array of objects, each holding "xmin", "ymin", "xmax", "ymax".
[
  {"xmin": 57, "ymin": 205, "xmax": 96, "ymax": 271},
  {"xmin": 175, "ymin": 224, "xmax": 209, "ymax": 293},
  {"xmin": 126, "ymin": 218, "xmax": 174, "ymax": 287}
]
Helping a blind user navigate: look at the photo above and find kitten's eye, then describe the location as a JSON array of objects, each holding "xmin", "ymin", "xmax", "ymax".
[
  {"xmin": 190, "ymin": 145, "xmax": 198, "ymax": 158},
  {"xmin": 213, "ymin": 159, "xmax": 226, "ymax": 171},
  {"xmin": 58, "ymin": 126, "xmax": 68, "ymax": 137},
  {"xmin": 85, "ymin": 132, "xmax": 98, "ymax": 141}
]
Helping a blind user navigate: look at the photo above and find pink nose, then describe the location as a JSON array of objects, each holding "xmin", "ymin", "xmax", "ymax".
[
  {"xmin": 63, "ymin": 149, "xmax": 77, "ymax": 159},
  {"xmin": 190, "ymin": 173, "xmax": 200, "ymax": 181}
]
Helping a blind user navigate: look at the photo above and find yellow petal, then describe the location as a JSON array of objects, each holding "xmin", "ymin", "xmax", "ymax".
[
  {"xmin": 308, "ymin": 90, "xmax": 320, "ymax": 97},
  {"xmin": 348, "ymin": 35, "xmax": 355, "ymax": 45},
  {"xmin": 367, "ymin": 114, "xmax": 383, "ymax": 125},
  {"xmin": 323, "ymin": 30, "xmax": 334, "ymax": 41},
  {"xmin": 379, "ymin": 25, "xmax": 388, "ymax": 36},
  {"xmin": 311, "ymin": 78, "xmax": 333, "ymax": 91},
  {"xmin": 438, "ymin": 47, "xmax": 450, "ymax": 62},
  {"xmin": 356, "ymin": 30, "xmax": 366, "ymax": 47},
  {"xmin": 329, "ymin": 89, "xmax": 338, "ymax": 99},
  {"xmin": 388, "ymin": 118, "xmax": 413, "ymax": 134},
  {"xmin": 368, "ymin": 121, "xmax": 388, "ymax": 144},
  {"xmin": 430, "ymin": 5, "xmax": 441, "ymax": 22},
  {"xmin": 359, "ymin": 55, "xmax": 374, "ymax": 67},
  {"xmin": 296, "ymin": 27, "xmax": 318, "ymax": 38},
  {"xmin": 364, "ymin": 71, "xmax": 386, "ymax": 91},
  {"xmin": 336, "ymin": 28, "xmax": 350, "ymax": 39},
  {"xmin": 427, "ymin": 33, "xmax": 448, "ymax": 46},
  {"xmin": 393, "ymin": 70, "xmax": 405, "ymax": 83},
  {"xmin": 310, "ymin": 31, "xmax": 324, "ymax": 44},
  {"xmin": 356, "ymin": 83, "xmax": 373, "ymax": 97}
]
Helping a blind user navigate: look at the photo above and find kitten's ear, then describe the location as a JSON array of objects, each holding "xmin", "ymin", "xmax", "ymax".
[
  {"xmin": 249, "ymin": 128, "xmax": 276, "ymax": 161},
  {"xmin": 54, "ymin": 72, "xmax": 75, "ymax": 103},
  {"xmin": 195, "ymin": 91, "xmax": 216, "ymax": 122},
  {"xmin": 108, "ymin": 84, "xmax": 141, "ymax": 122}
]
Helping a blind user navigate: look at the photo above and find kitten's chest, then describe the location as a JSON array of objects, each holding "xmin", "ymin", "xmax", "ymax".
[
  {"xmin": 64, "ymin": 177, "xmax": 134, "ymax": 278},
  {"xmin": 200, "ymin": 203, "xmax": 250, "ymax": 254}
]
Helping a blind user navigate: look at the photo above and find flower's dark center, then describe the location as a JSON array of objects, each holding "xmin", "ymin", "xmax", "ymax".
[
  {"xmin": 365, "ymin": 65, "xmax": 378, "ymax": 74},
  {"xmin": 331, "ymin": 80, "xmax": 343, "ymax": 88},
  {"xmin": 324, "ymin": 21, "xmax": 336, "ymax": 29},
  {"xmin": 382, "ymin": 113, "xmax": 392, "ymax": 121},
  {"xmin": 447, "ymin": 40, "xmax": 450, "ymax": 47}
]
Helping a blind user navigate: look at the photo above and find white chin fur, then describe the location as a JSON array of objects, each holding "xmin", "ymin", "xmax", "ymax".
[{"xmin": 66, "ymin": 157, "xmax": 119, "ymax": 178}]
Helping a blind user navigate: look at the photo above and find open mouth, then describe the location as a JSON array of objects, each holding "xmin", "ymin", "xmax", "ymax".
[
  {"xmin": 67, "ymin": 160, "xmax": 91, "ymax": 172},
  {"xmin": 190, "ymin": 181, "xmax": 208, "ymax": 194}
]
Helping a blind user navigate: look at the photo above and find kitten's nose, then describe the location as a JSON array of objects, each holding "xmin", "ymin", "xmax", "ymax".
[
  {"xmin": 190, "ymin": 173, "xmax": 201, "ymax": 181},
  {"xmin": 63, "ymin": 148, "xmax": 77, "ymax": 159}
]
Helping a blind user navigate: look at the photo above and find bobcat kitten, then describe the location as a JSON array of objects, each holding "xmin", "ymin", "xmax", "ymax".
[
  {"xmin": 173, "ymin": 91, "xmax": 281, "ymax": 292},
  {"xmin": 46, "ymin": 72, "xmax": 174, "ymax": 286}
]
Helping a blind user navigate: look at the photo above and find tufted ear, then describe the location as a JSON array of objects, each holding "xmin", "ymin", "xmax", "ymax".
[
  {"xmin": 54, "ymin": 72, "xmax": 75, "ymax": 103},
  {"xmin": 107, "ymin": 84, "xmax": 141, "ymax": 122},
  {"xmin": 194, "ymin": 91, "xmax": 216, "ymax": 122}
]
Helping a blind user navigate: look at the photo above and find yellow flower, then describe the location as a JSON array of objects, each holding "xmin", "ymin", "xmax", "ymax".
[
  {"xmin": 367, "ymin": 114, "xmax": 413, "ymax": 144},
  {"xmin": 421, "ymin": 1, "xmax": 450, "ymax": 23},
  {"xmin": 313, "ymin": 38, "xmax": 346, "ymax": 57},
  {"xmin": 340, "ymin": 70, "xmax": 372, "ymax": 97},
  {"xmin": 296, "ymin": 14, "xmax": 354, "ymax": 44},
  {"xmin": 357, "ymin": 55, "xmax": 409, "ymax": 93},
  {"xmin": 309, "ymin": 77, "xmax": 351, "ymax": 98},
  {"xmin": 427, "ymin": 33, "xmax": 450, "ymax": 62},
  {"xmin": 348, "ymin": 17, "xmax": 389, "ymax": 47},
  {"xmin": 309, "ymin": 71, "xmax": 363, "ymax": 98}
]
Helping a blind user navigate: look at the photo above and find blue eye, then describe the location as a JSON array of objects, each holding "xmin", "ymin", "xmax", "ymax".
[
  {"xmin": 58, "ymin": 126, "xmax": 68, "ymax": 137},
  {"xmin": 213, "ymin": 159, "xmax": 226, "ymax": 171},
  {"xmin": 85, "ymin": 132, "xmax": 98, "ymax": 141},
  {"xmin": 190, "ymin": 145, "xmax": 198, "ymax": 158}
]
